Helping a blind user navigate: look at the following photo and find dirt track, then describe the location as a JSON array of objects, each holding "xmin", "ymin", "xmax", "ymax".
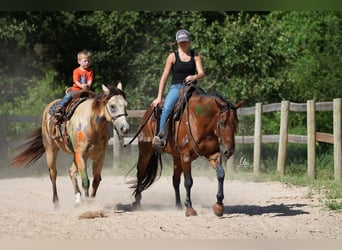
[{"xmin": 0, "ymin": 174, "xmax": 341, "ymax": 239}]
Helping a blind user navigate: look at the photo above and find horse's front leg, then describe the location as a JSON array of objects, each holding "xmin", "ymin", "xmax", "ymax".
[
  {"xmin": 91, "ymin": 155, "xmax": 104, "ymax": 197},
  {"xmin": 183, "ymin": 162, "xmax": 197, "ymax": 217},
  {"xmin": 213, "ymin": 163, "xmax": 225, "ymax": 217},
  {"xmin": 210, "ymin": 153, "xmax": 225, "ymax": 217},
  {"xmin": 74, "ymin": 150, "xmax": 90, "ymax": 199},
  {"xmin": 68, "ymin": 161, "xmax": 82, "ymax": 205}
]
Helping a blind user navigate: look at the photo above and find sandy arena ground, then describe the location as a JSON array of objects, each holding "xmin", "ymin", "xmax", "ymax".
[{"xmin": 0, "ymin": 172, "xmax": 341, "ymax": 240}]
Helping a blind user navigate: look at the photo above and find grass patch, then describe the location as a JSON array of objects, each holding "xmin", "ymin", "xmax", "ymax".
[
  {"xmin": 325, "ymin": 199, "xmax": 342, "ymax": 211},
  {"xmin": 269, "ymin": 174, "xmax": 342, "ymax": 212}
]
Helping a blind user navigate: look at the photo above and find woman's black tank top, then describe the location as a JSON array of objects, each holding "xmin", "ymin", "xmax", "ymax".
[{"xmin": 171, "ymin": 50, "xmax": 196, "ymax": 84}]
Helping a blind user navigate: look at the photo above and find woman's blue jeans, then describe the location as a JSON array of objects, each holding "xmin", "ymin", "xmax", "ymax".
[{"xmin": 159, "ymin": 83, "xmax": 183, "ymax": 134}]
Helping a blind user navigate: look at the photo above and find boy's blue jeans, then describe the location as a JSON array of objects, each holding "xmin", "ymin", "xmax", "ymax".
[
  {"xmin": 59, "ymin": 91, "xmax": 73, "ymax": 107},
  {"xmin": 159, "ymin": 83, "xmax": 183, "ymax": 134}
]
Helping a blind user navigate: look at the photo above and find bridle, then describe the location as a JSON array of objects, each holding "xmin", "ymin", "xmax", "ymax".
[
  {"xmin": 215, "ymin": 103, "xmax": 236, "ymax": 154},
  {"xmin": 105, "ymin": 97, "xmax": 128, "ymax": 143},
  {"xmin": 184, "ymin": 98, "xmax": 236, "ymax": 162},
  {"xmin": 105, "ymin": 99, "xmax": 128, "ymax": 123}
]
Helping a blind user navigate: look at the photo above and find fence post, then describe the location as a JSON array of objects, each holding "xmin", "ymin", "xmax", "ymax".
[
  {"xmin": 277, "ymin": 100, "xmax": 289, "ymax": 175},
  {"xmin": 333, "ymin": 98, "xmax": 342, "ymax": 181},
  {"xmin": 307, "ymin": 100, "xmax": 316, "ymax": 179},
  {"xmin": 253, "ymin": 103, "xmax": 262, "ymax": 175}
]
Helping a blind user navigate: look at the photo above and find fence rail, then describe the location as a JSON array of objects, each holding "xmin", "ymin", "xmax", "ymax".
[{"xmin": 1, "ymin": 98, "xmax": 341, "ymax": 180}]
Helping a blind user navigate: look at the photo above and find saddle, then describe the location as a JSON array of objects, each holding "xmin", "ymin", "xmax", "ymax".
[
  {"xmin": 154, "ymin": 85, "xmax": 205, "ymax": 137},
  {"xmin": 173, "ymin": 85, "xmax": 205, "ymax": 120},
  {"xmin": 49, "ymin": 90, "xmax": 96, "ymax": 151}
]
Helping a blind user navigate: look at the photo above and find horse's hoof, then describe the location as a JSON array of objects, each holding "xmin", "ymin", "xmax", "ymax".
[
  {"xmin": 132, "ymin": 202, "xmax": 141, "ymax": 211},
  {"xmin": 176, "ymin": 204, "xmax": 183, "ymax": 210},
  {"xmin": 75, "ymin": 192, "xmax": 82, "ymax": 204},
  {"xmin": 212, "ymin": 203, "xmax": 224, "ymax": 217},
  {"xmin": 185, "ymin": 208, "xmax": 197, "ymax": 217},
  {"xmin": 53, "ymin": 202, "xmax": 60, "ymax": 211}
]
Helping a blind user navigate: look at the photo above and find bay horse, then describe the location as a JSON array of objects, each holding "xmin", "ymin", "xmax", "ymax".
[
  {"xmin": 130, "ymin": 87, "xmax": 242, "ymax": 217},
  {"xmin": 11, "ymin": 84, "xmax": 129, "ymax": 208}
]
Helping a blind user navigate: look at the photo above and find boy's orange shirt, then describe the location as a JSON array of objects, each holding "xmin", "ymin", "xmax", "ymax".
[{"xmin": 72, "ymin": 67, "xmax": 94, "ymax": 91}]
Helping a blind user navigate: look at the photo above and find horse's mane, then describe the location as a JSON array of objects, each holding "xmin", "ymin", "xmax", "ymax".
[
  {"xmin": 92, "ymin": 87, "xmax": 127, "ymax": 111},
  {"xmin": 194, "ymin": 88, "xmax": 235, "ymax": 110},
  {"xmin": 194, "ymin": 88, "xmax": 238, "ymax": 131}
]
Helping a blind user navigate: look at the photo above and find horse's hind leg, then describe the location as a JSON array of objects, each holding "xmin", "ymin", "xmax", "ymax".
[
  {"xmin": 90, "ymin": 155, "xmax": 104, "ymax": 197},
  {"xmin": 132, "ymin": 142, "xmax": 153, "ymax": 210},
  {"xmin": 182, "ymin": 161, "xmax": 197, "ymax": 217},
  {"xmin": 172, "ymin": 158, "xmax": 183, "ymax": 209},
  {"xmin": 69, "ymin": 161, "xmax": 82, "ymax": 204},
  {"xmin": 46, "ymin": 148, "xmax": 59, "ymax": 208}
]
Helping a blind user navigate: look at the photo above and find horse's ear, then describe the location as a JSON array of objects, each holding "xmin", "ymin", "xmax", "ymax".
[
  {"xmin": 117, "ymin": 81, "xmax": 123, "ymax": 90},
  {"xmin": 215, "ymin": 98, "xmax": 226, "ymax": 109},
  {"xmin": 102, "ymin": 84, "xmax": 110, "ymax": 95},
  {"xmin": 235, "ymin": 100, "xmax": 244, "ymax": 109}
]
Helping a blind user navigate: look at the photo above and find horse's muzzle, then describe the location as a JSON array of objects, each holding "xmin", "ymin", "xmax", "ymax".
[
  {"xmin": 114, "ymin": 118, "xmax": 130, "ymax": 137},
  {"xmin": 222, "ymin": 148, "xmax": 234, "ymax": 159},
  {"xmin": 120, "ymin": 125, "xmax": 129, "ymax": 135}
]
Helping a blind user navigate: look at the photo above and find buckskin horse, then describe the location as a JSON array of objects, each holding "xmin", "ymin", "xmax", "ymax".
[
  {"xmin": 130, "ymin": 86, "xmax": 242, "ymax": 217},
  {"xmin": 11, "ymin": 83, "xmax": 129, "ymax": 208}
]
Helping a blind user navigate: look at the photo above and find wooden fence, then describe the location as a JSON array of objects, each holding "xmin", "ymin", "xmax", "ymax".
[
  {"xmin": 1, "ymin": 98, "xmax": 341, "ymax": 180},
  {"xmin": 230, "ymin": 98, "xmax": 341, "ymax": 180}
]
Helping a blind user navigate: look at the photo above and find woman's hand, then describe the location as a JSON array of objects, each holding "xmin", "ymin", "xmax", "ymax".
[
  {"xmin": 151, "ymin": 97, "xmax": 162, "ymax": 107},
  {"xmin": 185, "ymin": 75, "xmax": 197, "ymax": 84}
]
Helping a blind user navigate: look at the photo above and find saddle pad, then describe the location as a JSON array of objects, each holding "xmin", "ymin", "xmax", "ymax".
[{"xmin": 49, "ymin": 100, "xmax": 61, "ymax": 115}]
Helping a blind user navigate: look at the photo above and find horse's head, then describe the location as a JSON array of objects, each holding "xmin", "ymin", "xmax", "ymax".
[
  {"xmin": 102, "ymin": 83, "xmax": 130, "ymax": 137},
  {"xmin": 215, "ymin": 99, "xmax": 243, "ymax": 159}
]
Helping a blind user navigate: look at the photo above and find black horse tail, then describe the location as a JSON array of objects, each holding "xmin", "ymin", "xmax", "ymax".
[
  {"xmin": 10, "ymin": 127, "xmax": 45, "ymax": 168},
  {"xmin": 130, "ymin": 150, "xmax": 162, "ymax": 196}
]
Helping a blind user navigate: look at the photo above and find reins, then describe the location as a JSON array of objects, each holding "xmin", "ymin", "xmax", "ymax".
[{"xmin": 123, "ymin": 107, "xmax": 155, "ymax": 147}]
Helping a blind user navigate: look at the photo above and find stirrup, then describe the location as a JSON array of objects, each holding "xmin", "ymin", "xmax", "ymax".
[
  {"xmin": 153, "ymin": 135, "xmax": 166, "ymax": 148},
  {"xmin": 54, "ymin": 111, "xmax": 63, "ymax": 119},
  {"xmin": 54, "ymin": 105, "xmax": 66, "ymax": 120}
]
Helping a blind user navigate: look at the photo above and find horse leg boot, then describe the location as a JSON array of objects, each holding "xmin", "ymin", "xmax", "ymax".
[
  {"xmin": 183, "ymin": 172, "xmax": 197, "ymax": 217},
  {"xmin": 212, "ymin": 163, "xmax": 225, "ymax": 217}
]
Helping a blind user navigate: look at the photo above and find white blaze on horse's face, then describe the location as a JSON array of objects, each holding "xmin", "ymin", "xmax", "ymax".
[{"xmin": 106, "ymin": 95, "xmax": 129, "ymax": 136}]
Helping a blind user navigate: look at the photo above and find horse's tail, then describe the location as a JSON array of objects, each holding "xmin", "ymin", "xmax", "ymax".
[
  {"xmin": 131, "ymin": 150, "xmax": 162, "ymax": 196},
  {"xmin": 10, "ymin": 127, "xmax": 45, "ymax": 168}
]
